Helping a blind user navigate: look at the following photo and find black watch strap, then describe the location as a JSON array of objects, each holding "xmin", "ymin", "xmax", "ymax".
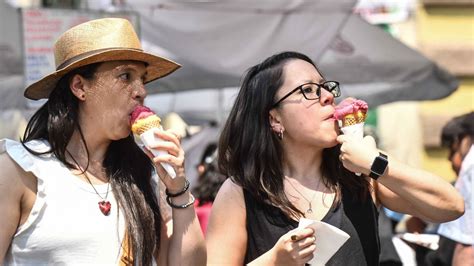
[{"xmin": 369, "ymin": 152, "xmax": 388, "ymax": 180}]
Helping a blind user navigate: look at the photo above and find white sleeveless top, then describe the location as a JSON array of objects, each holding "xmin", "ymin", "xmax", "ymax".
[{"xmin": 1, "ymin": 139, "xmax": 159, "ymax": 265}]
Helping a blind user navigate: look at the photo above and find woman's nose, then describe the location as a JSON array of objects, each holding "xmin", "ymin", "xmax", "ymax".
[
  {"xmin": 133, "ymin": 81, "xmax": 147, "ymax": 101},
  {"xmin": 319, "ymin": 87, "xmax": 335, "ymax": 105}
]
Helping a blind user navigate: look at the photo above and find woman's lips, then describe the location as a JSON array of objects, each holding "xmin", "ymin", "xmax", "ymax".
[{"xmin": 324, "ymin": 112, "xmax": 336, "ymax": 121}]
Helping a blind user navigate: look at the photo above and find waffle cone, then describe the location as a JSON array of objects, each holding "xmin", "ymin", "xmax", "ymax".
[
  {"xmin": 131, "ymin": 115, "xmax": 161, "ymax": 135},
  {"xmin": 342, "ymin": 111, "xmax": 366, "ymax": 127}
]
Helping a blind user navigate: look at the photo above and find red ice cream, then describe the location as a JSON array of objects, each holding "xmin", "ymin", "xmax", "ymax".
[
  {"xmin": 130, "ymin": 106, "xmax": 155, "ymax": 125},
  {"xmin": 130, "ymin": 106, "xmax": 162, "ymax": 135}
]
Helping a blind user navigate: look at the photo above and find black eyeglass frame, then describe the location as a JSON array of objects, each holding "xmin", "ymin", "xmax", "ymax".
[{"xmin": 271, "ymin": 81, "xmax": 341, "ymax": 108}]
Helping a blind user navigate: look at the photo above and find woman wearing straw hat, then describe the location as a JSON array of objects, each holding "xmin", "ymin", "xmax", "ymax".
[{"xmin": 0, "ymin": 18, "xmax": 205, "ymax": 265}]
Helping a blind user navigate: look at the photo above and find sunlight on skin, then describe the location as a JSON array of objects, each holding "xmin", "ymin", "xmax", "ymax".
[{"xmin": 80, "ymin": 61, "xmax": 148, "ymax": 141}]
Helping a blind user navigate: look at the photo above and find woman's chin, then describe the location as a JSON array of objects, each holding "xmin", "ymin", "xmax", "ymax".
[
  {"xmin": 326, "ymin": 139, "xmax": 339, "ymax": 148},
  {"xmin": 110, "ymin": 127, "xmax": 131, "ymax": 141},
  {"xmin": 310, "ymin": 136, "xmax": 338, "ymax": 149},
  {"xmin": 324, "ymin": 134, "xmax": 339, "ymax": 148}
]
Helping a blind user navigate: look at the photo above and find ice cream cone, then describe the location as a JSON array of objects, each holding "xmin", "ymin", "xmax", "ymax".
[
  {"xmin": 342, "ymin": 111, "xmax": 367, "ymax": 127},
  {"xmin": 131, "ymin": 115, "xmax": 162, "ymax": 135},
  {"xmin": 131, "ymin": 107, "xmax": 176, "ymax": 179},
  {"xmin": 334, "ymin": 99, "xmax": 369, "ymax": 176}
]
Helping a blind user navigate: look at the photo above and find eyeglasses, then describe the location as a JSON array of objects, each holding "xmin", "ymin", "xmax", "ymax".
[{"xmin": 272, "ymin": 81, "xmax": 341, "ymax": 108}]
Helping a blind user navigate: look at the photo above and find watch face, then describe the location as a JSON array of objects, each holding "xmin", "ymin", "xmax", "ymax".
[{"xmin": 371, "ymin": 153, "xmax": 388, "ymax": 176}]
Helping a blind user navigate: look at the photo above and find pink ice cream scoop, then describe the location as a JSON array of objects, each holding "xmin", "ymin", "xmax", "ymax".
[
  {"xmin": 130, "ymin": 106, "xmax": 156, "ymax": 127},
  {"xmin": 333, "ymin": 99, "xmax": 368, "ymax": 127}
]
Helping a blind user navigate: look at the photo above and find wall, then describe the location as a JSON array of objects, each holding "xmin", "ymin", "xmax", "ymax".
[{"xmin": 416, "ymin": 3, "xmax": 474, "ymax": 181}]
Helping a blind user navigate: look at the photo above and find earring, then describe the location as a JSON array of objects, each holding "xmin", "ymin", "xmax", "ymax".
[
  {"xmin": 277, "ymin": 128, "xmax": 284, "ymax": 140},
  {"xmin": 80, "ymin": 94, "xmax": 85, "ymax": 100}
]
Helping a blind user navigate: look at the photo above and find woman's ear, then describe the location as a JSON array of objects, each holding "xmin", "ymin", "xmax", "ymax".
[
  {"xmin": 69, "ymin": 74, "xmax": 87, "ymax": 101},
  {"xmin": 269, "ymin": 109, "xmax": 283, "ymax": 133}
]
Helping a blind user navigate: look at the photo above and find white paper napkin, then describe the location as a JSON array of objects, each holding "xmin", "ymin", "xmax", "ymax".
[
  {"xmin": 399, "ymin": 233, "xmax": 440, "ymax": 250},
  {"xmin": 340, "ymin": 122, "xmax": 364, "ymax": 176},
  {"xmin": 298, "ymin": 218, "xmax": 350, "ymax": 266},
  {"xmin": 139, "ymin": 128, "xmax": 177, "ymax": 179}
]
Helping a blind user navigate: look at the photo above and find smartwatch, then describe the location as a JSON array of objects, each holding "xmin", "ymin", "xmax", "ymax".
[{"xmin": 369, "ymin": 152, "xmax": 388, "ymax": 180}]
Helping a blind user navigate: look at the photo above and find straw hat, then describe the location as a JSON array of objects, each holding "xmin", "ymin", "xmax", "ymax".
[{"xmin": 24, "ymin": 17, "xmax": 180, "ymax": 100}]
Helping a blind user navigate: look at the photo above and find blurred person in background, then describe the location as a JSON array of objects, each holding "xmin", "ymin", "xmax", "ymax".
[
  {"xmin": 433, "ymin": 112, "xmax": 473, "ymax": 266},
  {"xmin": 405, "ymin": 112, "xmax": 473, "ymax": 266},
  {"xmin": 206, "ymin": 51, "xmax": 464, "ymax": 266},
  {"xmin": 192, "ymin": 142, "xmax": 226, "ymax": 235},
  {"xmin": 406, "ymin": 112, "xmax": 474, "ymax": 266},
  {"xmin": 0, "ymin": 18, "xmax": 205, "ymax": 265}
]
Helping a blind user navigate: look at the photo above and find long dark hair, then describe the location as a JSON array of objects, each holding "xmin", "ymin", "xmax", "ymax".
[
  {"xmin": 218, "ymin": 51, "xmax": 369, "ymax": 219},
  {"xmin": 21, "ymin": 63, "xmax": 160, "ymax": 265}
]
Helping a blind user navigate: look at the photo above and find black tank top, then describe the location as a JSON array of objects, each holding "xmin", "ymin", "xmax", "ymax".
[{"xmin": 243, "ymin": 185, "xmax": 380, "ymax": 265}]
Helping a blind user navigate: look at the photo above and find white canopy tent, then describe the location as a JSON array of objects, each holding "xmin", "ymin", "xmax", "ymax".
[
  {"xmin": 85, "ymin": 0, "xmax": 458, "ymax": 123},
  {"xmin": 1, "ymin": 1, "xmax": 458, "ymax": 118}
]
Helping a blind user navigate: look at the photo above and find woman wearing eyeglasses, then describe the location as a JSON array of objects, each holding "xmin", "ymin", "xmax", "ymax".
[{"xmin": 206, "ymin": 51, "xmax": 464, "ymax": 266}]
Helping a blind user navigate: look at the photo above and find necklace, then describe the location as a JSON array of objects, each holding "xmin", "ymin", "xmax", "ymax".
[
  {"xmin": 286, "ymin": 177, "xmax": 319, "ymax": 214},
  {"xmin": 67, "ymin": 150, "xmax": 111, "ymax": 216},
  {"xmin": 84, "ymin": 171, "xmax": 111, "ymax": 216}
]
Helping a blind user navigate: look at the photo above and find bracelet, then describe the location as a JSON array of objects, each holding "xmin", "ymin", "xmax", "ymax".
[
  {"xmin": 165, "ymin": 178, "xmax": 190, "ymax": 197},
  {"xmin": 166, "ymin": 194, "xmax": 195, "ymax": 209}
]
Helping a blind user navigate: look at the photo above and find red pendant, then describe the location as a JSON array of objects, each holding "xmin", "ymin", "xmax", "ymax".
[{"xmin": 98, "ymin": 200, "xmax": 111, "ymax": 216}]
